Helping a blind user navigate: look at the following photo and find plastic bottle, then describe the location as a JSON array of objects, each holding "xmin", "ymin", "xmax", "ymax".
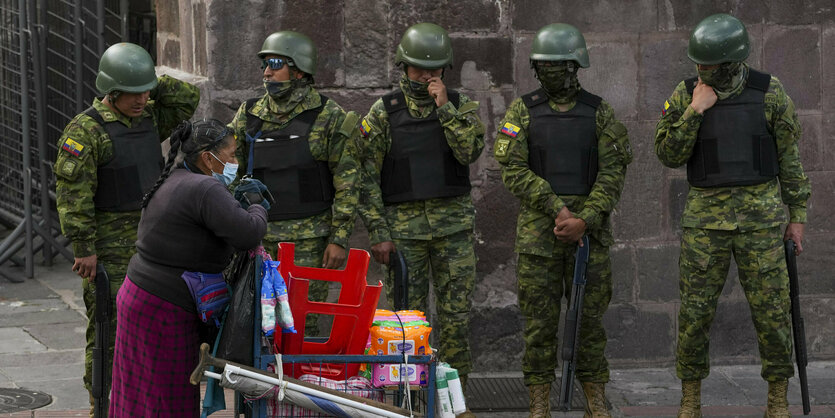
[
  {"xmin": 445, "ymin": 369, "xmax": 467, "ymax": 414},
  {"xmin": 435, "ymin": 375, "xmax": 455, "ymax": 418}
]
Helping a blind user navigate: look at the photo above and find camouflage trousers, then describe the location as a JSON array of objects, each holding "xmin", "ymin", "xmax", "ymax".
[
  {"xmin": 263, "ymin": 236, "xmax": 328, "ymax": 336},
  {"xmin": 677, "ymin": 227, "xmax": 793, "ymax": 382},
  {"xmin": 82, "ymin": 245, "xmax": 131, "ymax": 407},
  {"xmin": 385, "ymin": 230, "xmax": 476, "ymax": 376},
  {"xmin": 517, "ymin": 235, "xmax": 612, "ymax": 386}
]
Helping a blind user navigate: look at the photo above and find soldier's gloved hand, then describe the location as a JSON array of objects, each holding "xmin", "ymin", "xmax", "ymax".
[{"xmin": 234, "ymin": 179, "xmax": 273, "ymax": 211}]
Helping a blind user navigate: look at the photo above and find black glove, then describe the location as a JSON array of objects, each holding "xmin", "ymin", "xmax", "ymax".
[{"xmin": 233, "ymin": 178, "xmax": 273, "ymax": 211}]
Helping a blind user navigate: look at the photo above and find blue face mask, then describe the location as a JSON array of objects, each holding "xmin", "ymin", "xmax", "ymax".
[{"xmin": 209, "ymin": 152, "xmax": 239, "ymax": 186}]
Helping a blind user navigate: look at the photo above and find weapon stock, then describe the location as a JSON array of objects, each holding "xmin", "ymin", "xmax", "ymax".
[
  {"xmin": 389, "ymin": 250, "xmax": 408, "ymax": 311},
  {"xmin": 785, "ymin": 239, "xmax": 810, "ymax": 415},
  {"xmin": 92, "ymin": 264, "xmax": 111, "ymax": 418},
  {"xmin": 559, "ymin": 235, "xmax": 590, "ymax": 411}
]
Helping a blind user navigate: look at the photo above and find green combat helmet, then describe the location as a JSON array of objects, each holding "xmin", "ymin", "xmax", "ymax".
[
  {"xmin": 688, "ymin": 13, "xmax": 749, "ymax": 65},
  {"xmin": 395, "ymin": 23, "xmax": 453, "ymax": 69},
  {"xmin": 530, "ymin": 23, "xmax": 590, "ymax": 68},
  {"xmin": 258, "ymin": 31, "xmax": 317, "ymax": 75},
  {"xmin": 95, "ymin": 42, "xmax": 157, "ymax": 95}
]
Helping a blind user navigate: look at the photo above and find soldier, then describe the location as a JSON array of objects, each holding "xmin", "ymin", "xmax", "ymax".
[
  {"xmin": 357, "ymin": 22, "xmax": 484, "ymax": 405},
  {"xmin": 494, "ymin": 24, "xmax": 631, "ymax": 418},
  {"xmin": 54, "ymin": 42, "xmax": 199, "ymax": 414},
  {"xmin": 228, "ymin": 31, "xmax": 360, "ymax": 335},
  {"xmin": 654, "ymin": 14, "xmax": 810, "ymax": 418}
]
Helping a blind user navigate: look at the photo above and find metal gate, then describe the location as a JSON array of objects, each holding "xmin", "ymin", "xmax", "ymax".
[{"xmin": 0, "ymin": 0, "xmax": 152, "ymax": 281}]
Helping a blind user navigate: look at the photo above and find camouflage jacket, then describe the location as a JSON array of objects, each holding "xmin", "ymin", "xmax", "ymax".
[
  {"xmin": 54, "ymin": 75, "xmax": 200, "ymax": 258},
  {"xmin": 654, "ymin": 68, "xmax": 811, "ymax": 231},
  {"xmin": 357, "ymin": 90, "xmax": 485, "ymax": 244},
  {"xmin": 494, "ymin": 93, "xmax": 632, "ymax": 256},
  {"xmin": 229, "ymin": 87, "xmax": 360, "ymax": 249}
]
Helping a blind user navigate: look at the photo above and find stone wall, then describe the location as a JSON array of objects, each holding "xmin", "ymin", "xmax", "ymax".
[{"xmin": 156, "ymin": 0, "xmax": 835, "ymax": 371}]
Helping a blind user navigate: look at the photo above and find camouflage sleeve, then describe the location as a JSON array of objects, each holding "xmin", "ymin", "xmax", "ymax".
[
  {"xmin": 493, "ymin": 98, "xmax": 565, "ymax": 218},
  {"xmin": 149, "ymin": 74, "xmax": 200, "ymax": 140},
  {"xmin": 53, "ymin": 115, "xmax": 106, "ymax": 257},
  {"xmin": 356, "ymin": 100, "xmax": 393, "ymax": 245},
  {"xmin": 437, "ymin": 94, "xmax": 485, "ymax": 164},
  {"xmin": 768, "ymin": 77, "xmax": 811, "ymax": 223},
  {"xmin": 325, "ymin": 105, "xmax": 361, "ymax": 249},
  {"xmin": 654, "ymin": 81, "xmax": 703, "ymax": 168},
  {"xmin": 229, "ymin": 101, "xmax": 250, "ymax": 180},
  {"xmin": 576, "ymin": 101, "xmax": 632, "ymax": 230}
]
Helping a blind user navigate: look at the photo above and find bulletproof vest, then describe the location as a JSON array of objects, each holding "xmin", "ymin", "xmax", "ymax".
[
  {"xmin": 244, "ymin": 95, "xmax": 334, "ymax": 221},
  {"xmin": 380, "ymin": 90, "xmax": 471, "ymax": 204},
  {"xmin": 523, "ymin": 88, "xmax": 600, "ymax": 196},
  {"xmin": 85, "ymin": 107, "xmax": 163, "ymax": 212},
  {"xmin": 685, "ymin": 69, "xmax": 778, "ymax": 188}
]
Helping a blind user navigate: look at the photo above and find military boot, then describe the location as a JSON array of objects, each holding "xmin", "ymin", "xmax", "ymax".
[
  {"xmin": 764, "ymin": 379, "xmax": 790, "ymax": 418},
  {"xmin": 528, "ymin": 383, "xmax": 551, "ymax": 418},
  {"xmin": 582, "ymin": 382, "xmax": 611, "ymax": 418},
  {"xmin": 677, "ymin": 380, "xmax": 702, "ymax": 418}
]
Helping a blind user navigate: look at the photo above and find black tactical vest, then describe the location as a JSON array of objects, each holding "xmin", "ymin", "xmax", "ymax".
[
  {"xmin": 685, "ymin": 69, "xmax": 778, "ymax": 188},
  {"xmin": 244, "ymin": 96, "xmax": 334, "ymax": 221},
  {"xmin": 85, "ymin": 107, "xmax": 162, "ymax": 212},
  {"xmin": 380, "ymin": 90, "xmax": 471, "ymax": 204},
  {"xmin": 523, "ymin": 88, "xmax": 600, "ymax": 196}
]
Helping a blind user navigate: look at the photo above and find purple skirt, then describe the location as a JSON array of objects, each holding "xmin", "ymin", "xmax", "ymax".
[{"xmin": 110, "ymin": 276, "xmax": 200, "ymax": 417}]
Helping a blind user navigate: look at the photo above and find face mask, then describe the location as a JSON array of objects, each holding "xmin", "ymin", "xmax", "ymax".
[
  {"xmin": 399, "ymin": 74, "xmax": 434, "ymax": 104},
  {"xmin": 209, "ymin": 152, "xmax": 238, "ymax": 186},
  {"xmin": 264, "ymin": 80, "xmax": 295, "ymax": 101},
  {"xmin": 535, "ymin": 62, "xmax": 580, "ymax": 103},
  {"xmin": 697, "ymin": 62, "xmax": 740, "ymax": 91}
]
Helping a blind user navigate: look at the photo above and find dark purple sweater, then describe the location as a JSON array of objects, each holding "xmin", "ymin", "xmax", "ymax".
[{"xmin": 127, "ymin": 168, "xmax": 267, "ymax": 311}]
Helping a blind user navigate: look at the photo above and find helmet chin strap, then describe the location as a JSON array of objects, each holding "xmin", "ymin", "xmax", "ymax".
[{"xmin": 565, "ymin": 62, "xmax": 575, "ymax": 88}]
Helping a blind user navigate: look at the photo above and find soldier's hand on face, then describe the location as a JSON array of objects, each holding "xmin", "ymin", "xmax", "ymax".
[
  {"xmin": 322, "ymin": 243, "xmax": 347, "ymax": 269},
  {"xmin": 72, "ymin": 254, "xmax": 98, "ymax": 282},
  {"xmin": 554, "ymin": 218, "xmax": 586, "ymax": 246},
  {"xmin": 427, "ymin": 77, "xmax": 448, "ymax": 107},
  {"xmin": 371, "ymin": 241, "xmax": 396, "ymax": 265},
  {"xmin": 784, "ymin": 223, "xmax": 805, "ymax": 255},
  {"xmin": 690, "ymin": 77, "xmax": 718, "ymax": 114}
]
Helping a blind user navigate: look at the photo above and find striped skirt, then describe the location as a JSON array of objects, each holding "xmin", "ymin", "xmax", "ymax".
[{"xmin": 110, "ymin": 276, "xmax": 200, "ymax": 417}]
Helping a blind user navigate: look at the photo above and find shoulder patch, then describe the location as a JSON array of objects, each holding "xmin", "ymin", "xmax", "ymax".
[
  {"xmin": 494, "ymin": 138, "xmax": 511, "ymax": 158},
  {"xmin": 61, "ymin": 138, "xmax": 85, "ymax": 157},
  {"xmin": 60, "ymin": 159, "xmax": 78, "ymax": 177},
  {"xmin": 359, "ymin": 118, "xmax": 372, "ymax": 137},
  {"xmin": 339, "ymin": 111, "xmax": 360, "ymax": 137},
  {"xmin": 500, "ymin": 122, "xmax": 520, "ymax": 138},
  {"xmin": 661, "ymin": 100, "xmax": 670, "ymax": 116}
]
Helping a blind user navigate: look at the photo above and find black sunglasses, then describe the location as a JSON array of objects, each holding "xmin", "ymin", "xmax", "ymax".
[{"xmin": 260, "ymin": 57, "xmax": 294, "ymax": 70}]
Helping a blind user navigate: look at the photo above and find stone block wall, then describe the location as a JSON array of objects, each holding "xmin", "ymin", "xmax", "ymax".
[{"xmin": 156, "ymin": 0, "xmax": 835, "ymax": 371}]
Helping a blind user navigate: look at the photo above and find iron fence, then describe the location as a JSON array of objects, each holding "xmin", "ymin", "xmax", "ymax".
[{"xmin": 0, "ymin": 0, "xmax": 151, "ymax": 281}]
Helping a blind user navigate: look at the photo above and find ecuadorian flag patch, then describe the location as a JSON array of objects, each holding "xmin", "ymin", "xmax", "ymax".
[
  {"xmin": 359, "ymin": 119, "xmax": 371, "ymax": 137},
  {"xmin": 61, "ymin": 138, "xmax": 84, "ymax": 157},
  {"xmin": 661, "ymin": 100, "xmax": 670, "ymax": 116},
  {"xmin": 501, "ymin": 122, "xmax": 520, "ymax": 138}
]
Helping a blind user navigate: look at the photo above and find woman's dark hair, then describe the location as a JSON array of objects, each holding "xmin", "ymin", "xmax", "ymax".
[{"xmin": 141, "ymin": 119, "xmax": 234, "ymax": 209}]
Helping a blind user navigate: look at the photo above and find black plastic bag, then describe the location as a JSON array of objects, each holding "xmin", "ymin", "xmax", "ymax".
[{"xmin": 216, "ymin": 251, "xmax": 259, "ymax": 365}]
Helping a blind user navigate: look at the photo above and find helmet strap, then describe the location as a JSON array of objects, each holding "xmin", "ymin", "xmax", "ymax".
[{"xmin": 565, "ymin": 62, "xmax": 575, "ymax": 88}]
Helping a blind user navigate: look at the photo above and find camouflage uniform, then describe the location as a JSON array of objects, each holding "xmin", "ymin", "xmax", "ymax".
[
  {"xmin": 54, "ymin": 74, "xmax": 200, "ymax": 394},
  {"xmin": 229, "ymin": 86, "xmax": 360, "ymax": 334},
  {"xmin": 358, "ymin": 80, "xmax": 484, "ymax": 376},
  {"xmin": 494, "ymin": 94, "xmax": 631, "ymax": 386},
  {"xmin": 655, "ymin": 64, "xmax": 811, "ymax": 381}
]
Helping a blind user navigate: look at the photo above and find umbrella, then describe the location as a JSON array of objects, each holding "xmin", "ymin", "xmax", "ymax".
[{"xmin": 191, "ymin": 343, "xmax": 413, "ymax": 418}]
